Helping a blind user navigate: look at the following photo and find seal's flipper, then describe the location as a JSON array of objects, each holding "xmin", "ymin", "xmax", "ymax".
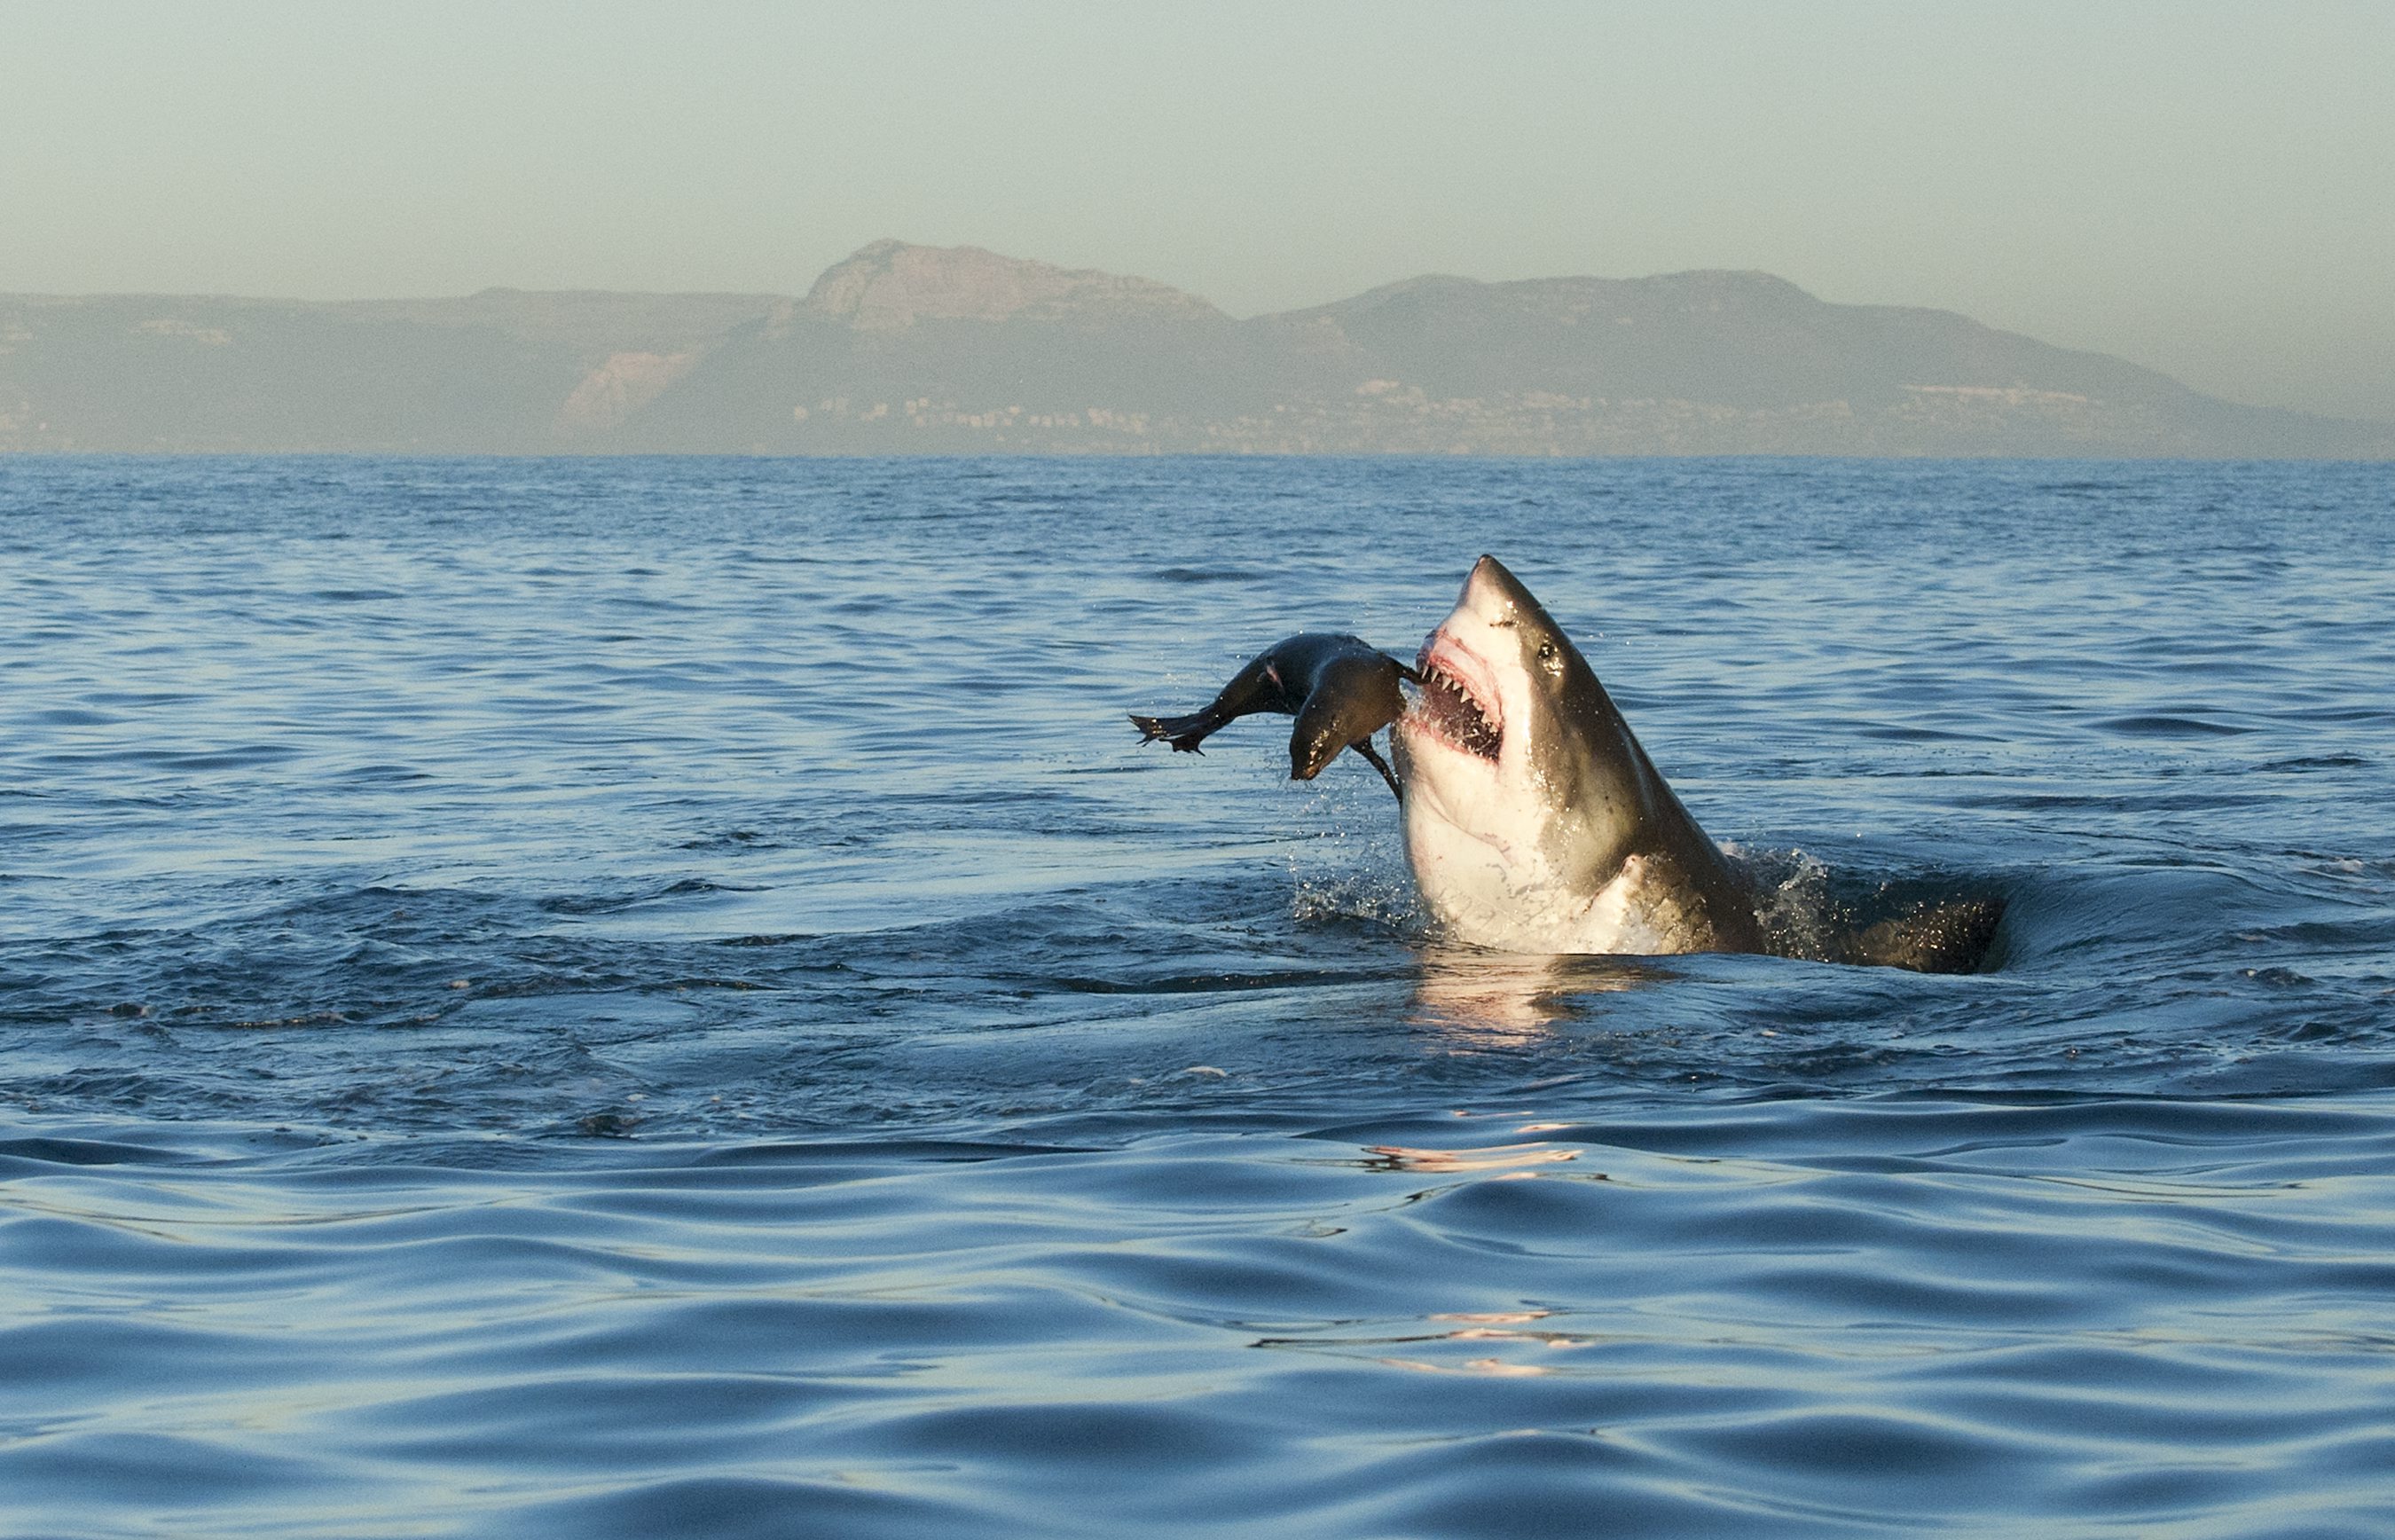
[
  {"xmin": 1129, "ymin": 711, "xmax": 1221, "ymax": 754},
  {"xmin": 1352, "ymin": 737, "xmax": 1402, "ymax": 799}
]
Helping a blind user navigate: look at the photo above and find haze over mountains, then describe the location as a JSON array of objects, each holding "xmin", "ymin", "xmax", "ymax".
[{"xmin": 4, "ymin": 240, "xmax": 2384, "ymax": 458}]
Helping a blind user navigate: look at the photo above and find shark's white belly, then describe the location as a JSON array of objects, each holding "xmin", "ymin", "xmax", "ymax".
[{"xmin": 1404, "ymin": 805, "xmax": 1711, "ymax": 956}]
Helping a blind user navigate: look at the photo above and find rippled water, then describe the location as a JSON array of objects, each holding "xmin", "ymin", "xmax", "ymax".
[{"xmin": 4, "ymin": 456, "xmax": 2392, "ymax": 1536}]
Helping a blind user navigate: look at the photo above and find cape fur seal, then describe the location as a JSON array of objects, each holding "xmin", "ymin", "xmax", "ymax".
[{"xmin": 1131, "ymin": 632, "xmax": 1416, "ymax": 797}]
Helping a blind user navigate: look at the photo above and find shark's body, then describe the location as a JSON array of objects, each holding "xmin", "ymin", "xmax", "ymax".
[{"xmin": 1394, "ymin": 556, "xmax": 1767, "ymax": 956}]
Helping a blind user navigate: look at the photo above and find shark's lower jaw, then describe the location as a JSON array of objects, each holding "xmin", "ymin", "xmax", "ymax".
[{"xmin": 1409, "ymin": 640, "xmax": 1502, "ymax": 760}]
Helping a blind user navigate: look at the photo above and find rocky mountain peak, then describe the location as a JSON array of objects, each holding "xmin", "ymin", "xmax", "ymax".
[{"xmin": 802, "ymin": 240, "xmax": 1226, "ymax": 330}]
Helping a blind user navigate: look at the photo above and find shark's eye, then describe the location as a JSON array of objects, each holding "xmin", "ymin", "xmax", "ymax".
[{"xmin": 1536, "ymin": 640, "xmax": 1559, "ymax": 668}]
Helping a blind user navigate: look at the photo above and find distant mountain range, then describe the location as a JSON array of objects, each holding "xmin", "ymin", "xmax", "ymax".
[{"xmin": 4, "ymin": 240, "xmax": 2386, "ymax": 457}]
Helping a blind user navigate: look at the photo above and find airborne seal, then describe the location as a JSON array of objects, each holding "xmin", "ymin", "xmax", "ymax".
[{"xmin": 1132, "ymin": 632, "xmax": 1415, "ymax": 797}]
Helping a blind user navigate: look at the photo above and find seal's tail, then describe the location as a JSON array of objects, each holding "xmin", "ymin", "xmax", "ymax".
[{"xmin": 1129, "ymin": 711, "xmax": 1221, "ymax": 754}]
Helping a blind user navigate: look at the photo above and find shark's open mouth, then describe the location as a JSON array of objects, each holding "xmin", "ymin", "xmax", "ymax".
[{"xmin": 1410, "ymin": 638, "xmax": 1502, "ymax": 760}]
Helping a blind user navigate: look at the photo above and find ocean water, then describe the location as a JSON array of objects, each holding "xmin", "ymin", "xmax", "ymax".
[{"xmin": 3, "ymin": 454, "xmax": 2392, "ymax": 1537}]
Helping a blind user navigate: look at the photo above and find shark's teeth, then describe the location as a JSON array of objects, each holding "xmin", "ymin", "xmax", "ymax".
[{"xmin": 1413, "ymin": 658, "xmax": 1501, "ymax": 759}]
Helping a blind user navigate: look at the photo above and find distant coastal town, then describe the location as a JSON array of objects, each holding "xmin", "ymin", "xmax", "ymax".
[{"xmin": 3, "ymin": 241, "xmax": 2383, "ymax": 458}]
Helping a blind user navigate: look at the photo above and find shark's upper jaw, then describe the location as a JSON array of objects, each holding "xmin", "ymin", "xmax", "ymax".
[{"xmin": 1408, "ymin": 631, "xmax": 1503, "ymax": 761}]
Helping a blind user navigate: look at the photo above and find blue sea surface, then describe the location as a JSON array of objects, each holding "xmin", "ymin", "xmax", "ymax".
[{"xmin": 3, "ymin": 455, "xmax": 2392, "ymax": 1536}]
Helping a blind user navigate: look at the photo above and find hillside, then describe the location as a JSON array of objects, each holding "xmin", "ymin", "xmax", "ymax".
[{"xmin": 3, "ymin": 243, "xmax": 2384, "ymax": 457}]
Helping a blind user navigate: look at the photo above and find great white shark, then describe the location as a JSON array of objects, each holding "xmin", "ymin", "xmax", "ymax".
[
  {"xmin": 1135, "ymin": 555, "xmax": 2001, "ymax": 971},
  {"xmin": 1395, "ymin": 554, "xmax": 1769, "ymax": 956}
]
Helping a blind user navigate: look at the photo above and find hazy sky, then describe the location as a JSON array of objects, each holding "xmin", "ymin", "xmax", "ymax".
[{"xmin": 6, "ymin": 1, "xmax": 2390, "ymax": 421}]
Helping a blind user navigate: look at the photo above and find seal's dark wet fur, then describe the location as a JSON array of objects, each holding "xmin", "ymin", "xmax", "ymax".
[{"xmin": 1132, "ymin": 633, "xmax": 1415, "ymax": 797}]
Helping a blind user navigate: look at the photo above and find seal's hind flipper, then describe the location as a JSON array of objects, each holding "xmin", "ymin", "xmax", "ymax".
[{"xmin": 1129, "ymin": 711, "xmax": 1220, "ymax": 754}]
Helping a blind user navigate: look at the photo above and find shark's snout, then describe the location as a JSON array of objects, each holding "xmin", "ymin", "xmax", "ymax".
[{"xmin": 1461, "ymin": 554, "xmax": 1535, "ymax": 618}]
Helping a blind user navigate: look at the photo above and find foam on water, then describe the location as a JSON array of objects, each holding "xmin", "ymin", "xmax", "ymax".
[{"xmin": 4, "ymin": 455, "xmax": 2393, "ymax": 1536}]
